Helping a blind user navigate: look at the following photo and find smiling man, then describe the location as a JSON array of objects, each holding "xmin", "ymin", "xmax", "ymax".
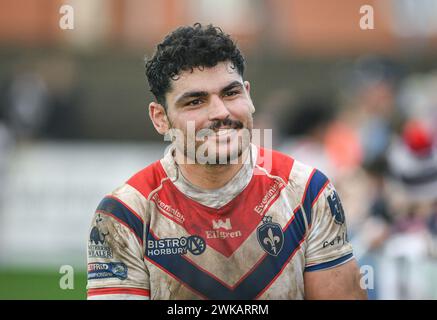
[{"xmin": 86, "ymin": 23, "xmax": 367, "ymax": 300}]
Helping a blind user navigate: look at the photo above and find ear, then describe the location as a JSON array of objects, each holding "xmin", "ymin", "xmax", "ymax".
[
  {"xmin": 244, "ymin": 80, "xmax": 256, "ymax": 114},
  {"xmin": 148, "ymin": 102, "xmax": 170, "ymax": 135}
]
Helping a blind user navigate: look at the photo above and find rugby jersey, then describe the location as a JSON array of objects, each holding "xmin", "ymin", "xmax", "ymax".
[{"xmin": 87, "ymin": 144, "xmax": 353, "ymax": 299}]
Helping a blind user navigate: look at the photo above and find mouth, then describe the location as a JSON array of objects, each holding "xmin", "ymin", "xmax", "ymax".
[
  {"xmin": 215, "ymin": 128, "xmax": 237, "ymax": 136},
  {"xmin": 203, "ymin": 127, "xmax": 240, "ymax": 143}
]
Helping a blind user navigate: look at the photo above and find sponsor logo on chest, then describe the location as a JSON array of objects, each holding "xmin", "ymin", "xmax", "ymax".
[
  {"xmin": 205, "ymin": 218, "xmax": 242, "ymax": 239},
  {"xmin": 152, "ymin": 193, "xmax": 185, "ymax": 224},
  {"xmin": 147, "ymin": 235, "xmax": 206, "ymax": 257},
  {"xmin": 254, "ymin": 180, "xmax": 284, "ymax": 215}
]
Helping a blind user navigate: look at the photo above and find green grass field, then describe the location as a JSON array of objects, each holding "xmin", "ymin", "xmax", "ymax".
[{"xmin": 0, "ymin": 268, "xmax": 87, "ymax": 300}]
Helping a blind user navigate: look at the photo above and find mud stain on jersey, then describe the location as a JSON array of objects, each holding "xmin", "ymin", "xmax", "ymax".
[{"xmin": 99, "ymin": 215, "xmax": 130, "ymax": 254}]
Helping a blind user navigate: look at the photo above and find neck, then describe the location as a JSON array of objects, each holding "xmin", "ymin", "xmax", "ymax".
[{"xmin": 175, "ymin": 146, "xmax": 251, "ymax": 190}]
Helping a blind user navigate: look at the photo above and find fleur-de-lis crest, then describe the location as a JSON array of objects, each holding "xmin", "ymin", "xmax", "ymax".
[
  {"xmin": 257, "ymin": 216, "xmax": 284, "ymax": 256},
  {"xmin": 263, "ymin": 228, "xmax": 281, "ymax": 254}
]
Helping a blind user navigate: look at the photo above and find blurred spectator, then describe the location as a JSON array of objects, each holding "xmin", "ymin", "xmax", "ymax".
[
  {"xmin": 387, "ymin": 119, "xmax": 437, "ymax": 204},
  {"xmin": 340, "ymin": 56, "xmax": 403, "ymax": 168},
  {"xmin": 378, "ymin": 119, "xmax": 437, "ymax": 298},
  {"xmin": 2, "ymin": 66, "xmax": 50, "ymax": 139},
  {"xmin": 36, "ymin": 56, "xmax": 81, "ymax": 139},
  {"xmin": 0, "ymin": 56, "xmax": 81, "ymax": 141},
  {"xmin": 397, "ymin": 71, "xmax": 437, "ymax": 131},
  {"xmin": 279, "ymin": 93, "xmax": 339, "ymax": 177}
]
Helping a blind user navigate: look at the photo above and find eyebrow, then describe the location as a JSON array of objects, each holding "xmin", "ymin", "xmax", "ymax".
[
  {"xmin": 174, "ymin": 80, "xmax": 244, "ymax": 106},
  {"xmin": 221, "ymin": 80, "xmax": 244, "ymax": 93}
]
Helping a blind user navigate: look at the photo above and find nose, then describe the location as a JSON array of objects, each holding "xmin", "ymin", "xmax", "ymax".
[{"xmin": 208, "ymin": 95, "xmax": 230, "ymax": 122}]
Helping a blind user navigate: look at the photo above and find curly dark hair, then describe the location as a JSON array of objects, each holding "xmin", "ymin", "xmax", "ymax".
[{"xmin": 145, "ymin": 23, "xmax": 245, "ymax": 107}]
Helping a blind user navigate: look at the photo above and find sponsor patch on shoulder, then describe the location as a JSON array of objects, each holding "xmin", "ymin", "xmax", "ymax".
[
  {"xmin": 88, "ymin": 213, "xmax": 113, "ymax": 258},
  {"xmin": 327, "ymin": 189, "xmax": 346, "ymax": 225},
  {"xmin": 87, "ymin": 262, "xmax": 128, "ymax": 280}
]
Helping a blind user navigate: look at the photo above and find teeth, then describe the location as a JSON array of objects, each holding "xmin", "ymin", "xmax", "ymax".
[{"xmin": 216, "ymin": 129, "xmax": 232, "ymax": 135}]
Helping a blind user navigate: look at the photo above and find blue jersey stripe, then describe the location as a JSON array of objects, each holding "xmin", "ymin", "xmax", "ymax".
[
  {"xmin": 304, "ymin": 253, "xmax": 354, "ymax": 272},
  {"xmin": 145, "ymin": 209, "xmax": 307, "ymax": 299},
  {"xmin": 302, "ymin": 169, "xmax": 329, "ymax": 225},
  {"xmin": 96, "ymin": 197, "xmax": 144, "ymax": 244}
]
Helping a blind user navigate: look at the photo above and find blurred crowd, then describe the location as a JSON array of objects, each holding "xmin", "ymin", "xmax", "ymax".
[{"xmin": 277, "ymin": 56, "xmax": 437, "ymax": 299}]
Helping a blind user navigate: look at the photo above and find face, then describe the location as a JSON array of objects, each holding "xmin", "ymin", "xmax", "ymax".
[{"xmin": 150, "ymin": 61, "xmax": 255, "ymax": 165}]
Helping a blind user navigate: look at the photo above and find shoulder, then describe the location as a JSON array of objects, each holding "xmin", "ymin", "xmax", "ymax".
[
  {"xmin": 256, "ymin": 147, "xmax": 295, "ymax": 182},
  {"xmin": 94, "ymin": 159, "xmax": 168, "ymax": 230},
  {"xmin": 264, "ymin": 148, "xmax": 331, "ymax": 224},
  {"xmin": 257, "ymin": 146, "xmax": 327, "ymax": 188},
  {"xmin": 291, "ymin": 161, "xmax": 330, "ymax": 226},
  {"xmin": 282, "ymin": 151, "xmax": 329, "ymax": 196},
  {"xmin": 125, "ymin": 159, "xmax": 169, "ymax": 200},
  {"xmin": 101, "ymin": 158, "xmax": 168, "ymax": 206}
]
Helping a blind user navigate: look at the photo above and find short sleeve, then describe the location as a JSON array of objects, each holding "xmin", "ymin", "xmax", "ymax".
[
  {"xmin": 87, "ymin": 196, "xmax": 150, "ymax": 299},
  {"xmin": 304, "ymin": 175, "xmax": 354, "ymax": 272}
]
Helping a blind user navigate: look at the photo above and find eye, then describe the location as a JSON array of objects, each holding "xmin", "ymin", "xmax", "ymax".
[
  {"xmin": 224, "ymin": 90, "xmax": 240, "ymax": 97},
  {"xmin": 186, "ymin": 99, "xmax": 203, "ymax": 106}
]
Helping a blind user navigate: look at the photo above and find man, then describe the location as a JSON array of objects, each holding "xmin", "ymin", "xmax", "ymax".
[{"xmin": 87, "ymin": 23, "xmax": 367, "ymax": 300}]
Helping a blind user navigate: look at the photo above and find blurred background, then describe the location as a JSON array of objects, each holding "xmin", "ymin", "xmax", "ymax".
[{"xmin": 1, "ymin": 0, "xmax": 437, "ymax": 299}]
